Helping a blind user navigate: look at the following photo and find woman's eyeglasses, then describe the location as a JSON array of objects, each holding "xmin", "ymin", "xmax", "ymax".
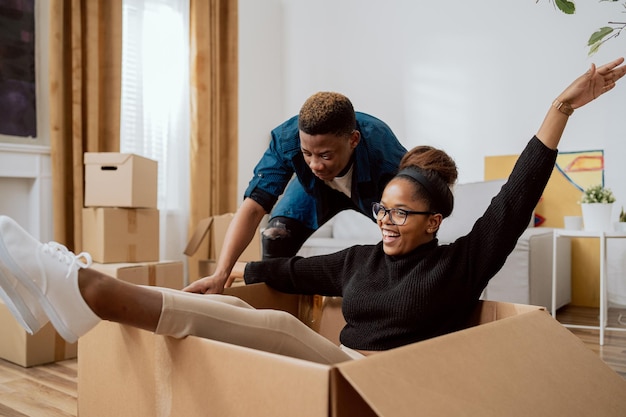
[{"xmin": 371, "ymin": 202, "xmax": 436, "ymax": 226}]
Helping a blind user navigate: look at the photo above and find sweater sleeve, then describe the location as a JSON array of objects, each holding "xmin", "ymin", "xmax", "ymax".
[
  {"xmin": 451, "ymin": 136, "xmax": 557, "ymax": 289},
  {"xmin": 243, "ymin": 249, "xmax": 353, "ymax": 296}
]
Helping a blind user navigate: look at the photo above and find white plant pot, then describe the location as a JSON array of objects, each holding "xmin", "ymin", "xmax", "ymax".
[{"xmin": 581, "ymin": 203, "xmax": 613, "ymax": 232}]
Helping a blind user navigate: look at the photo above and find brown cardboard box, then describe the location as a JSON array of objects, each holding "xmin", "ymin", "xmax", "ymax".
[
  {"xmin": 82, "ymin": 207, "xmax": 159, "ymax": 263},
  {"xmin": 185, "ymin": 213, "xmax": 261, "ymax": 279},
  {"xmin": 0, "ymin": 300, "xmax": 76, "ymax": 367},
  {"xmin": 196, "ymin": 260, "xmax": 245, "ymax": 286},
  {"xmin": 90, "ymin": 260, "xmax": 184, "ymax": 289},
  {"xmin": 84, "ymin": 152, "xmax": 158, "ymax": 208},
  {"xmin": 78, "ymin": 283, "xmax": 626, "ymax": 416},
  {"xmin": 198, "ymin": 259, "xmax": 217, "ymax": 277}
]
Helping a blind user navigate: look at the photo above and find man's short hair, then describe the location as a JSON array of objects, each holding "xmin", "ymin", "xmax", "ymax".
[{"xmin": 298, "ymin": 92, "xmax": 356, "ymax": 136}]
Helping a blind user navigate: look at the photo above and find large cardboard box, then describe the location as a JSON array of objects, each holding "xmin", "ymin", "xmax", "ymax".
[
  {"xmin": 185, "ymin": 213, "xmax": 262, "ymax": 279},
  {"xmin": 84, "ymin": 152, "xmax": 158, "ymax": 208},
  {"xmin": 0, "ymin": 300, "xmax": 76, "ymax": 367},
  {"xmin": 90, "ymin": 260, "xmax": 184, "ymax": 289},
  {"xmin": 78, "ymin": 284, "xmax": 626, "ymax": 416},
  {"xmin": 82, "ymin": 207, "xmax": 159, "ymax": 263}
]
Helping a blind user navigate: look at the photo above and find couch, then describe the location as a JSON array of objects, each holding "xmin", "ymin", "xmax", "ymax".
[{"xmin": 298, "ymin": 179, "xmax": 571, "ymax": 310}]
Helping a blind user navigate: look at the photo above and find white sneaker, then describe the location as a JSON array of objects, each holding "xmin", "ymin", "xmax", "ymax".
[
  {"xmin": 0, "ymin": 215, "xmax": 100, "ymax": 343},
  {"xmin": 0, "ymin": 281, "xmax": 48, "ymax": 334},
  {"xmin": 0, "ymin": 221, "xmax": 50, "ymax": 334}
]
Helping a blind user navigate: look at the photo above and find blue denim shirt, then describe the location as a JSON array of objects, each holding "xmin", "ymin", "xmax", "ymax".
[{"xmin": 244, "ymin": 112, "xmax": 406, "ymax": 229}]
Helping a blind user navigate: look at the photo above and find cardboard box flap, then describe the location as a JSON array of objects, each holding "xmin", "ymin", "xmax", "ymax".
[
  {"xmin": 184, "ymin": 217, "xmax": 214, "ymax": 256},
  {"xmin": 335, "ymin": 311, "xmax": 626, "ymax": 417},
  {"xmin": 84, "ymin": 152, "xmax": 134, "ymax": 166},
  {"xmin": 185, "ymin": 214, "xmax": 262, "ymax": 271},
  {"xmin": 466, "ymin": 299, "xmax": 544, "ymax": 326}
]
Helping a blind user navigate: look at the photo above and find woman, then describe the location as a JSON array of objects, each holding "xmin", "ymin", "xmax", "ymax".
[{"xmin": 1, "ymin": 58, "xmax": 625, "ymax": 364}]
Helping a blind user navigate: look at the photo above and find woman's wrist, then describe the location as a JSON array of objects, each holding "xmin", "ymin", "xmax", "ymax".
[{"xmin": 552, "ymin": 98, "xmax": 574, "ymax": 116}]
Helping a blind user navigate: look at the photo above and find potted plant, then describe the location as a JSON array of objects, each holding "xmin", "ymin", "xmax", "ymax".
[
  {"xmin": 580, "ymin": 184, "xmax": 616, "ymax": 231},
  {"xmin": 619, "ymin": 206, "xmax": 626, "ymax": 232}
]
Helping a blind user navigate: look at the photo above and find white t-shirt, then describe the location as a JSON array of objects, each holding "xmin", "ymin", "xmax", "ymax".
[{"xmin": 324, "ymin": 164, "xmax": 353, "ymax": 198}]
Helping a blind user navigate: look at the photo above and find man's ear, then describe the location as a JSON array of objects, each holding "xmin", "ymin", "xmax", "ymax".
[{"xmin": 350, "ymin": 130, "xmax": 361, "ymax": 149}]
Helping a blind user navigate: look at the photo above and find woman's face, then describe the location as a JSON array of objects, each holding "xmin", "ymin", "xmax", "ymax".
[{"xmin": 377, "ymin": 177, "xmax": 442, "ymax": 256}]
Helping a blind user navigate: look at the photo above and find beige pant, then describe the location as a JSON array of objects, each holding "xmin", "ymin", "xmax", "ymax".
[{"xmin": 152, "ymin": 287, "xmax": 354, "ymax": 364}]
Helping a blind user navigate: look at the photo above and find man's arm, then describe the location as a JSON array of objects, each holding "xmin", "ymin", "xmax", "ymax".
[{"xmin": 183, "ymin": 197, "xmax": 267, "ymax": 294}]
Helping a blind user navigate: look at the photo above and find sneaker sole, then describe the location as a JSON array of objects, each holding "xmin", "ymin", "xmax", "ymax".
[
  {"xmin": 0, "ymin": 232, "xmax": 79, "ymax": 343},
  {"xmin": 0, "ymin": 261, "xmax": 40, "ymax": 334}
]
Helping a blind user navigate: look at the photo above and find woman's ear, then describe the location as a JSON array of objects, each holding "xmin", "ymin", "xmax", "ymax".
[{"xmin": 428, "ymin": 213, "xmax": 443, "ymax": 233}]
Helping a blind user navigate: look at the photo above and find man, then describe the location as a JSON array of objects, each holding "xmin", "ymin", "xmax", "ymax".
[{"xmin": 186, "ymin": 92, "xmax": 406, "ymax": 294}]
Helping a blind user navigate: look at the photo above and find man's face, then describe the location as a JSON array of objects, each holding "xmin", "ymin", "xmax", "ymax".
[{"xmin": 299, "ymin": 130, "xmax": 360, "ymax": 181}]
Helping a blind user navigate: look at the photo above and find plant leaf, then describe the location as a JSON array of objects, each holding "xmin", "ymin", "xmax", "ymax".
[
  {"xmin": 555, "ymin": 0, "xmax": 576, "ymax": 14},
  {"xmin": 588, "ymin": 26, "xmax": 614, "ymax": 46},
  {"xmin": 588, "ymin": 41, "xmax": 603, "ymax": 55}
]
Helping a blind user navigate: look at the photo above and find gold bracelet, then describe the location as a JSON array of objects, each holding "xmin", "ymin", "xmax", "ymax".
[{"xmin": 552, "ymin": 99, "xmax": 574, "ymax": 116}]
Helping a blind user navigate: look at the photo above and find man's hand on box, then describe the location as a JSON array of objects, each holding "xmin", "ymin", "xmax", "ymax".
[
  {"xmin": 183, "ymin": 275, "xmax": 227, "ymax": 294},
  {"xmin": 182, "ymin": 262, "xmax": 247, "ymax": 294}
]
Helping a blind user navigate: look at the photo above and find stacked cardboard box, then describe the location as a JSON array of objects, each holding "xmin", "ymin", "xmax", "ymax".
[
  {"xmin": 0, "ymin": 153, "xmax": 182, "ymax": 368},
  {"xmin": 185, "ymin": 213, "xmax": 262, "ymax": 281},
  {"xmin": 83, "ymin": 153, "xmax": 160, "ymax": 263},
  {"xmin": 0, "ymin": 300, "xmax": 78, "ymax": 367},
  {"xmin": 82, "ymin": 152, "xmax": 184, "ymax": 289},
  {"xmin": 89, "ymin": 260, "xmax": 183, "ymax": 289}
]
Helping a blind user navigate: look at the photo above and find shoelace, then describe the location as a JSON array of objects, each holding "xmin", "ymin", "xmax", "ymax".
[{"xmin": 42, "ymin": 242, "xmax": 93, "ymax": 278}]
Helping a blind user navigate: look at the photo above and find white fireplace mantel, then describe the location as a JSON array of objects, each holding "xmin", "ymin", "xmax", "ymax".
[{"xmin": 0, "ymin": 143, "xmax": 52, "ymax": 241}]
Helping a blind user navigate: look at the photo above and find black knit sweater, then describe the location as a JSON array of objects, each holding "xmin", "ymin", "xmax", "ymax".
[{"xmin": 244, "ymin": 137, "xmax": 557, "ymax": 351}]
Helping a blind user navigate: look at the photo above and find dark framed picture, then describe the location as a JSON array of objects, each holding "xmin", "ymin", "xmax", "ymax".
[{"xmin": 0, "ymin": 0, "xmax": 36, "ymax": 139}]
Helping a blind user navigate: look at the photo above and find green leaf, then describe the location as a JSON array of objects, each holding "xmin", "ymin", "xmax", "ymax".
[
  {"xmin": 555, "ymin": 0, "xmax": 576, "ymax": 14},
  {"xmin": 588, "ymin": 42, "xmax": 602, "ymax": 56},
  {"xmin": 588, "ymin": 26, "xmax": 614, "ymax": 46}
]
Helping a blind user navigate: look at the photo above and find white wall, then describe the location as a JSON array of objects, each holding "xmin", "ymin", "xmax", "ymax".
[
  {"xmin": 238, "ymin": 0, "xmax": 284, "ymax": 201},
  {"xmin": 239, "ymin": 0, "xmax": 626, "ymax": 220}
]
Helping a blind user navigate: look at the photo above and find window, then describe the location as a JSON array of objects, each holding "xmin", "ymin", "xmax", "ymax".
[{"xmin": 120, "ymin": 0, "xmax": 190, "ymax": 266}]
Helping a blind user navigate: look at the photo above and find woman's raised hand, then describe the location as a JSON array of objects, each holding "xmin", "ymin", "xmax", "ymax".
[{"xmin": 559, "ymin": 57, "xmax": 626, "ymax": 110}]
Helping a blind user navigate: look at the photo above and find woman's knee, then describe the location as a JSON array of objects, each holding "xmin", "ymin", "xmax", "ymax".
[{"xmin": 262, "ymin": 309, "xmax": 306, "ymax": 332}]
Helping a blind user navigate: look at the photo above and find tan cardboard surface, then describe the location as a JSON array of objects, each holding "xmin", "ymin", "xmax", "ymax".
[
  {"xmin": 82, "ymin": 207, "xmax": 159, "ymax": 263},
  {"xmin": 91, "ymin": 261, "xmax": 184, "ymax": 290},
  {"xmin": 184, "ymin": 217, "xmax": 213, "ymax": 256},
  {"xmin": 0, "ymin": 300, "xmax": 76, "ymax": 367},
  {"xmin": 90, "ymin": 260, "xmax": 184, "ymax": 289},
  {"xmin": 335, "ymin": 310, "xmax": 626, "ymax": 417},
  {"xmin": 78, "ymin": 284, "xmax": 626, "ymax": 416},
  {"xmin": 84, "ymin": 152, "xmax": 158, "ymax": 208},
  {"xmin": 185, "ymin": 213, "xmax": 261, "ymax": 280},
  {"xmin": 89, "ymin": 262, "xmax": 148, "ymax": 286},
  {"xmin": 198, "ymin": 259, "xmax": 217, "ymax": 277},
  {"xmin": 79, "ymin": 324, "xmax": 331, "ymax": 417},
  {"xmin": 147, "ymin": 260, "xmax": 184, "ymax": 288},
  {"xmin": 185, "ymin": 213, "xmax": 261, "ymax": 261}
]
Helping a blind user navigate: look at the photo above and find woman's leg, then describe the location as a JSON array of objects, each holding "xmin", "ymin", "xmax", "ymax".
[
  {"xmin": 0, "ymin": 215, "xmax": 351, "ymax": 364},
  {"xmin": 78, "ymin": 268, "xmax": 162, "ymax": 331},
  {"xmin": 151, "ymin": 287, "xmax": 353, "ymax": 364},
  {"xmin": 79, "ymin": 270, "xmax": 352, "ymax": 364}
]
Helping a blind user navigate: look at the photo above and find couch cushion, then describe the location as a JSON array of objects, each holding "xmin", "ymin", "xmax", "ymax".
[
  {"xmin": 438, "ymin": 179, "xmax": 509, "ymax": 244},
  {"xmin": 331, "ymin": 210, "xmax": 380, "ymax": 242}
]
